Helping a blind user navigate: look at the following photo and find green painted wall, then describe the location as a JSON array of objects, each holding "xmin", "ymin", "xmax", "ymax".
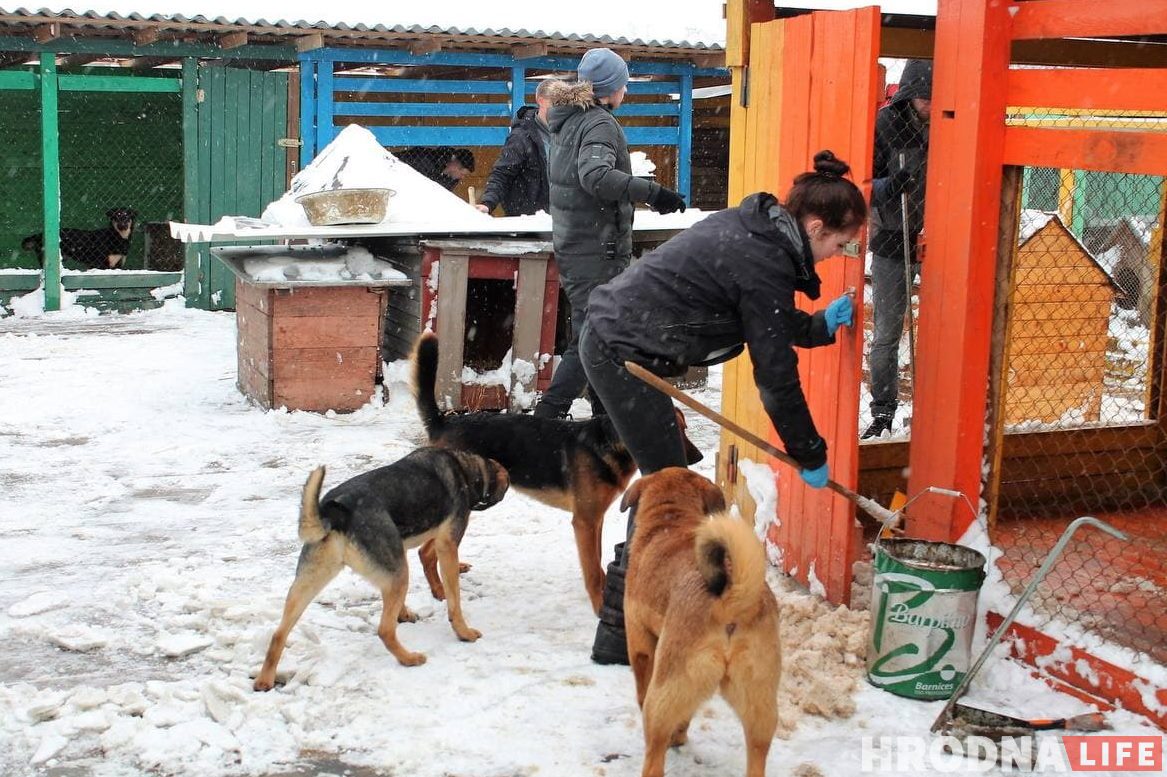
[{"xmin": 0, "ymin": 85, "xmax": 181, "ymax": 270}]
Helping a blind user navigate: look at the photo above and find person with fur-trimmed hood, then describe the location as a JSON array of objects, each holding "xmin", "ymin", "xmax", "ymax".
[{"xmin": 531, "ymin": 48, "xmax": 688, "ymax": 421}]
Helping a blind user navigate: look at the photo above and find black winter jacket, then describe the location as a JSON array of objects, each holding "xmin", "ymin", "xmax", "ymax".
[
  {"xmin": 870, "ymin": 96, "xmax": 929, "ymax": 262},
  {"xmin": 480, "ymin": 106, "xmax": 550, "ymax": 216},
  {"xmin": 587, "ymin": 193, "xmax": 833, "ymax": 469},
  {"xmin": 545, "ymin": 80, "xmax": 657, "ymax": 264}
]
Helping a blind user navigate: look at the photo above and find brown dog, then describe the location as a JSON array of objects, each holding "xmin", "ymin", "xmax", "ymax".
[{"xmin": 622, "ymin": 468, "xmax": 781, "ymax": 777}]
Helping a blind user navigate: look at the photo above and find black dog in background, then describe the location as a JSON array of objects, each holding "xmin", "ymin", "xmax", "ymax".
[{"xmin": 22, "ymin": 207, "xmax": 138, "ymax": 270}]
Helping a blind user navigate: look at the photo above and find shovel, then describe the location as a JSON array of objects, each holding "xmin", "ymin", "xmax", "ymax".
[{"xmin": 623, "ymin": 360, "xmax": 900, "ymax": 529}]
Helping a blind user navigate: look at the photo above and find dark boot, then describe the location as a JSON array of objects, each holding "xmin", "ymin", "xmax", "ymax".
[
  {"xmin": 862, "ymin": 415, "xmax": 894, "ymax": 440},
  {"xmin": 591, "ymin": 542, "xmax": 630, "ymax": 665}
]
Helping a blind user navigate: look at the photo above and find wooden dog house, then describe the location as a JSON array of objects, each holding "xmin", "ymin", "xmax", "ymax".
[
  {"xmin": 1003, "ymin": 211, "xmax": 1117, "ymax": 425},
  {"xmin": 371, "ymin": 237, "xmax": 560, "ymax": 412}
]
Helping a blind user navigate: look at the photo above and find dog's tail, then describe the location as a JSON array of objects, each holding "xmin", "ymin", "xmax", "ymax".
[
  {"xmin": 298, "ymin": 466, "xmax": 328, "ymax": 544},
  {"xmin": 412, "ymin": 332, "xmax": 444, "ymax": 438},
  {"xmin": 695, "ymin": 514, "xmax": 768, "ymax": 623}
]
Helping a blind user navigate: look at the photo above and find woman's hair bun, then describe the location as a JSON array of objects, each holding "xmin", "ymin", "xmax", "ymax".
[{"xmin": 812, "ymin": 150, "xmax": 850, "ymax": 178}]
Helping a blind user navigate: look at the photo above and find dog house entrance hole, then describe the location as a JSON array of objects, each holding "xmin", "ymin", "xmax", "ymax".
[{"xmin": 464, "ymin": 278, "xmax": 516, "ymax": 372}]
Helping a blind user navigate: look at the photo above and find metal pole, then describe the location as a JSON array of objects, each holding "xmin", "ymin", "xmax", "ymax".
[
  {"xmin": 899, "ymin": 151, "xmax": 917, "ymax": 390},
  {"xmin": 930, "ymin": 516, "xmax": 1129, "ymax": 733}
]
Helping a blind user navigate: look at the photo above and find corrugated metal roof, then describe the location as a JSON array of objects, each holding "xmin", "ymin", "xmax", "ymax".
[{"xmin": 0, "ymin": 7, "xmax": 724, "ymax": 50}]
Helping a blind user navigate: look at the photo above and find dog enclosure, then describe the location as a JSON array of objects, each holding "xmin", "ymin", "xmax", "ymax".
[{"xmin": 720, "ymin": 0, "xmax": 1166, "ymax": 728}]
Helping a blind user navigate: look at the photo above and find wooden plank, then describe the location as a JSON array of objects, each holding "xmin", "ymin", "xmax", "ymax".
[
  {"xmin": 907, "ymin": 0, "xmax": 1013, "ymax": 541},
  {"xmin": 1014, "ymin": 266, "xmax": 1116, "ymax": 286},
  {"xmin": 1004, "ymin": 126, "xmax": 1167, "ymax": 177},
  {"xmin": 1001, "ymin": 425, "xmax": 1161, "ymax": 457},
  {"xmin": 1007, "ymin": 350, "xmax": 1111, "ymax": 376},
  {"xmin": 272, "ymin": 286, "xmax": 385, "ymax": 317},
  {"xmin": 237, "ymin": 357, "xmax": 272, "ymax": 409},
  {"xmin": 1010, "ymin": 300, "xmax": 1113, "ymax": 321},
  {"xmin": 434, "ymin": 252, "xmax": 469, "ymax": 410},
  {"xmin": 1006, "ymin": 68, "xmax": 1166, "ymax": 114},
  {"xmin": 726, "ymin": 0, "xmax": 775, "ymax": 68},
  {"xmin": 1014, "ymin": 283, "xmax": 1124, "ymax": 304},
  {"xmin": 296, "ymin": 34, "xmax": 325, "ymax": 53},
  {"xmin": 272, "ymin": 347, "xmax": 379, "ymax": 382},
  {"xmin": 1006, "ymin": 333, "xmax": 1110, "ymax": 357},
  {"xmin": 1011, "ymin": 0, "xmax": 1167, "ymax": 42},
  {"xmin": 40, "ymin": 52, "xmax": 61, "ymax": 313},
  {"xmin": 219, "ymin": 32, "xmax": 249, "ymax": 50},
  {"xmin": 1002, "ymin": 315, "xmax": 1110, "ymax": 339},
  {"xmin": 274, "ymin": 378, "xmax": 375, "ymax": 413},
  {"xmin": 132, "ymin": 27, "xmax": 161, "ymax": 46},
  {"xmin": 512, "ymin": 255, "xmax": 550, "ymax": 407},
  {"xmin": 271, "ymin": 316, "xmax": 381, "ymax": 350}
]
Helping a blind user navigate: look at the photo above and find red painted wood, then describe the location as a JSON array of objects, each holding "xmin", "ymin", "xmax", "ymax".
[
  {"xmin": 755, "ymin": 7, "xmax": 879, "ymax": 603},
  {"xmin": 1011, "ymin": 0, "xmax": 1167, "ymax": 41},
  {"xmin": 1004, "ymin": 126, "xmax": 1167, "ymax": 177},
  {"xmin": 906, "ymin": 0, "xmax": 1013, "ymax": 542},
  {"xmin": 1007, "ymin": 68, "xmax": 1167, "ymax": 114},
  {"xmin": 986, "ymin": 612, "xmax": 1167, "ymax": 729}
]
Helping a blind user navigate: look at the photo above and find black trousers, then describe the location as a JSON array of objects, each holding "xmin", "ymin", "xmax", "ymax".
[{"xmin": 578, "ymin": 322, "xmax": 688, "ymax": 475}]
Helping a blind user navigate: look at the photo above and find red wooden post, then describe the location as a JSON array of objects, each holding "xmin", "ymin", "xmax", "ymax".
[{"xmin": 905, "ymin": 0, "xmax": 1013, "ymax": 541}]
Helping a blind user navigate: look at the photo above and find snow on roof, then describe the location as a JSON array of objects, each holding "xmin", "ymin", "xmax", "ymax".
[
  {"xmin": 5, "ymin": 1, "xmax": 727, "ymax": 48},
  {"xmin": 261, "ymin": 124, "xmax": 491, "ymax": 231},
  {"xmin": 1018, "ymin": 209, "xmax": 1060, "ymax": 245}
]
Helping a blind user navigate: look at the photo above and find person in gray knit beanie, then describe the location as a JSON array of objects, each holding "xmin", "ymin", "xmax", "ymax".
[{"xmin": 577, "ymin": 47, "xmax": 630, "ymax": 99}]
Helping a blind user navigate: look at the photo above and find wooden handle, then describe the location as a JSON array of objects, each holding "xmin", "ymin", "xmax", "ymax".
[
  {"xmin": 468, "ymin": 185, "xmax": 477, "ymax": 206},
  {"xmin": 622, "ymin": 360, "xmax": 898, "ymax": 527}
]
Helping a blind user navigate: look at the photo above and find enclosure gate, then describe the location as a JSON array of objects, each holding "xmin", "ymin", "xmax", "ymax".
[
  {"xmin": 909, "ymin": 0, "xmax": 1167, "ymax": 725},
  {"xmin": 719, "ymin": 5, "xmax": 879, "ymax": 605}
]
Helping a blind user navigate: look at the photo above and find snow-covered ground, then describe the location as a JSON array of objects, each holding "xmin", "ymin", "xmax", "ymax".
[{"xmin": 0, "ymin": 302, "xmax": 1162, "ymax": 777}]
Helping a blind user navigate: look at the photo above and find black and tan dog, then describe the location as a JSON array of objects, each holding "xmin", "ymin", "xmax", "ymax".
[
  {"xmin": 253, "ymin": 446, "xmax": 509, "ymax": 692},
  {"xmin": 414, "ymin": 331, "xmax": 661, "ymax": 615},
  {"xmin": 22, "ymin": 207, "xmax": 138, "ymax": 270},
  {"xmin": 622, "ymin": 468, "xmax": 781, "ymax": 777}
]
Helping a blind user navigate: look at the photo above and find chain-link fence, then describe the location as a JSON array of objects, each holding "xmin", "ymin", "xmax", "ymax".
[
  {"xmin": 0, "ymin": 75, "xmax": 183, "ymax": 273},
  {"xmin": 986, "ymin": 105, "xmax": 1167, "ymax": 680},
  {"xmin": 860, "ymin": 58, "xmax": 929, "ymax": 441}
]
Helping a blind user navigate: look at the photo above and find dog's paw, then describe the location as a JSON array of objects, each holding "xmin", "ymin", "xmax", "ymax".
[
  {"xmin": 396, "ymin": 651, "xmax": 427, "ymax": 667},
  {"xmin": 428, "ymin": 584, "xmax": 447, "ymax": 601},
  {"xmin": 253, "ymin": 676, "xmax": 276, "ymax": 692},
  {"xmin": 398, "ymin": 606, "xmax": 420, "ymax": 623},
  {"xmin": 455, "ymin": 625, "xmax": 482, "ymax": 642},
  {"xmin": 670, "ymin": 723, "xmax": 690, "ymax": 748},
  {"xmin": 458, "ymin": 562, "xmax": 472, "ymax": 574}
]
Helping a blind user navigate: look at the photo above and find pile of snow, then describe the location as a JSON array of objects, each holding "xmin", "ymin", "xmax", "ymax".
[
  {"xmin": 630, "ymin": 150, "xmax": 656, "ymax": 178},
  {"xmin": 261, "ymin": 125, "xmax": 490, "ymax": 230},
  {"xmin": 241, "ymin": 245, "xmax": 407, "ymax": 283}
]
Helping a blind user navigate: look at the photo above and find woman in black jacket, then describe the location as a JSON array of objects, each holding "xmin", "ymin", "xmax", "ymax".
[
  {"xmin": 582, "ymin": 150, "xmax": 867, "ymax": 664},
  {"xmin": 583, "ymin": 150, "xmax": 867, "ymax": 483}
]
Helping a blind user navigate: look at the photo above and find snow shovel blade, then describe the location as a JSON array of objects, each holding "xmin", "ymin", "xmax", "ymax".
[
  {"xmin": 951, "ymin": 703, "xmax": 1109, "ymax": 732},
  {"xmin": 622, "ymin": 360, "xmax": 902, "ymax": 531}
]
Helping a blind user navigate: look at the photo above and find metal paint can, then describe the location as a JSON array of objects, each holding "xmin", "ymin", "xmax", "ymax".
[{"xmin": 866, "ymin": 539, "xmax": 987, "ymax": 700}]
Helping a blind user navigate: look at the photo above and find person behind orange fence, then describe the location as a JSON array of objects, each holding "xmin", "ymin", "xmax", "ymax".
[
  {"xmin": 475, "ymin": 79, "xmax": 559, "ymax": 216},
  {"xmin": 578, "ymin": 150, "xmax": 867, "ymax": 664},
  {"xmin": 864, "ymin": 58, "xmax": 931, "ymax": 439}
]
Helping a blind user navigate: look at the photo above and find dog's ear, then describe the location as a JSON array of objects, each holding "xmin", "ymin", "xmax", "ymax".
[
  {"xmin": 619, "ymin": 478, "xmax": 644, "ymax": 513},
  {"xmin": 106, "ymin": 208, "xmax": 116, "ymax": 219},
  {"xmin": 700, "ymin": 478, "xmax": 727, "ymax": 515}
]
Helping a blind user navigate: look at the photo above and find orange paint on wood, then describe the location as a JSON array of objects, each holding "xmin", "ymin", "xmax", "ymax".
[
  {"xmin": 274, "ymin": 379, "xmax": 375, "ymax": 413},
  {"xmin": 1010, "ymin": 0, "xmax": 1167, "ymax": 42},
  {"xmin": 907, "ymin": 0, "xmax": 1013, "ymax": 541},
  {"xmin": 1007, "ymin": 68, "xmax": 1167, "ymax": 114},
  {"xmin": 270, "ymin": 286, "xmax": 384, "ymax": 318},
  {"xmin": 272, "ymin": 316, "xmax": 381, "ymax": 350},
  {"xmin": 1004, "ymin": 126, "xmax": 1167, "ymax": 177},
  {"xmin": 271, "ymin": 347, "xmax": 380, "ymax": 383},
  {"xmin": 986, "ymin": 612, "xmax": 1167, "ymax": 729}
]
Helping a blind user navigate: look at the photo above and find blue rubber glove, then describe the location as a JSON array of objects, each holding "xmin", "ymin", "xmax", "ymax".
[
  {"xmin": 800, "ymin": 462, "xmax": 829, "ymax": 489},
  {"xmin": 824, "ymin": 294, "xmax": 854, "ymax": 336}
]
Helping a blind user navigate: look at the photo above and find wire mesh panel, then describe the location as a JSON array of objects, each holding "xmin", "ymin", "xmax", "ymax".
[
  {"xmin": 0, "ymin": 84, "xmax": 43, "ymax": 270},
  {"xmin": 988, "ymin": 105, "xmax": 1167, "ymax": 684},
  {"xmin": 54, "ymin": 87, "xmax": 183, "ymax": 271},
  {"xmin": 860, "ymin": 59, "xmax": 931, "ymax": 441}
]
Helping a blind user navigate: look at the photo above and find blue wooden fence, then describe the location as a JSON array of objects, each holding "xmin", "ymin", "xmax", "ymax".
[{"xmin": 299, "ymin": 48, "xmax": 727, "ymax": 200}]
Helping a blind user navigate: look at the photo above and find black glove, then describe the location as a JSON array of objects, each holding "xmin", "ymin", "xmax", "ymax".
[
  {"xmin": 648, "ymin": 185, "xmax": 687, "ymax": 215},
  {"xmin": 886, "ymin": 164, "xmax": 918, "ymax": 196}
]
